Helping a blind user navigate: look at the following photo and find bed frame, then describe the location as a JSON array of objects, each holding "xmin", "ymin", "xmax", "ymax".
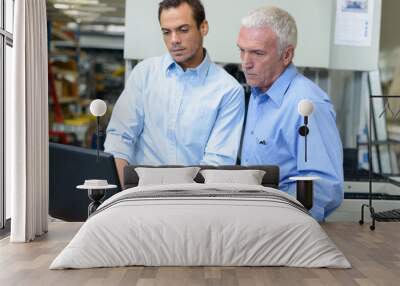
[{"xmin": 123, "ymin": 165, "xmax": 280, "ymax": 190}]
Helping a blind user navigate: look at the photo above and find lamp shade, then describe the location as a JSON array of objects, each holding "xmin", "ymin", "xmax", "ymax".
[
  {"xmin": 90, "ymin": 99, "xmax": 107, "ymax": 117},
  {"xmin": 297, "ymin": 99, "xmax": 314, "ymax": 117}
]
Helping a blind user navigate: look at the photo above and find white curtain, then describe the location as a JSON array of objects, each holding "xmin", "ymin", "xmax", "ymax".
[{"xmin": 7, "ymin": 0, "xmax": 48, "ymax": 242}]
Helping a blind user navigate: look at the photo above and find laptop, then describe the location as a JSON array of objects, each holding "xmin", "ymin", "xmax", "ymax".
[{"xmin": 49, "ymin": 142, "xmax": 121, "ymax": 221}]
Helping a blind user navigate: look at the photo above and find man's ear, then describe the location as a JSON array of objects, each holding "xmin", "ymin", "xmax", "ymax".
[
  {"xmin": 283, "ymin": 45, "xmax": 295, "ymax": 66},
  {"xmin": 200, "ymin": 20, "xmax": 209, "ymax": 36}
]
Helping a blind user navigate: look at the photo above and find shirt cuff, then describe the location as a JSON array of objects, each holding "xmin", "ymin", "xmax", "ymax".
[
  {"xmin": 104, "ymin": 133, "xmax": 134, "ymax": 164},
  {"xmin": 200, "ymin": 153, "xmax": 236, "ymax": 165},
  {"xmin": 309, "ymin": 205, "xmax": 325, "ymax": 222}
]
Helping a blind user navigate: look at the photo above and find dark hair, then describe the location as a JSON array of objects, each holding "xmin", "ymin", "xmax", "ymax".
[{"xmin": 158, "ymin": 0, "xmax": 206, "ymax": 28}]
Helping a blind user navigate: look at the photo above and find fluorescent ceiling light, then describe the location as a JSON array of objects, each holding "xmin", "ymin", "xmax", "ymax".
[
  {"xmin": 95, "ymin": 16, "xmax": 124, "ymax": 24},
  {"xmin": 106, "ymin": 25, "xmax": 125, "ymax": 33},
  {"xmin": 52, "ymin": 0, "xmax": 100, "ymax": 5},
  {"xmin": 54, "ymin": 3, "xmax": 70, "ymax": 9},
  {"xmin": 75, "ymin": 6, "xmax": 117, "ymax": 13},
  {"xmin": 64, "ymin": 9, "xmax": 100, "ymax": 18},
  {"xmin": 54, "ymin": 4, "xmax": 117, "ymax": 13}
]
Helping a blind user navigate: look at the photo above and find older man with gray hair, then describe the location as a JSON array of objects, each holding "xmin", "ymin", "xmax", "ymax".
[{"xmin": 238, "ymin": 6, "xmax": 343, "ymax": 221}]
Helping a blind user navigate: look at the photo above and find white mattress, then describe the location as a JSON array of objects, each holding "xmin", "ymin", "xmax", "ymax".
[{"xmin": 50, "ymin": 183, "xmax": 351, "ymax": 269}]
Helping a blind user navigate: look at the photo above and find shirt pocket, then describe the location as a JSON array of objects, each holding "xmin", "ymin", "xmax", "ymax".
[{"xmin": 254, "ymin": 136, "xmax": 280, "ymax": 163}]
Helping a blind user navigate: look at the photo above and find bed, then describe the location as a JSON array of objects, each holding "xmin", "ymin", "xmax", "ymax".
[{"xmin": 50, "ymin": 165, "xmax": 350, "ymax": 269}]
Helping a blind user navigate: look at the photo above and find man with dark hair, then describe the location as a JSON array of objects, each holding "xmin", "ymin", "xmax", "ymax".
[
  {"xmin": 105, "ymin": 0, "xmax": 245, "ymax": 184},
  {"xmin": 158, "ymin": 0, "xmax": 205, "ymax": 28}
]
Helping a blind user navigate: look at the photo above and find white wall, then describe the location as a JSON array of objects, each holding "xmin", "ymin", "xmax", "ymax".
[
  {"xmin": 124, "ymin": 0, "xmax": 382, "ymax": 70},
  {"xmin": 124, "ymin": 0, "xmax": 333, "ymax": 68},
  {"xmin": 329, "ymin": 0, "xmax": 382, "ymax": 71}
]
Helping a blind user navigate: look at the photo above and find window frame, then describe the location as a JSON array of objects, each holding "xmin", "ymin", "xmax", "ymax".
[{"xmin": 1, "ymin": 0, "xmax": 14, "ymax": 230}]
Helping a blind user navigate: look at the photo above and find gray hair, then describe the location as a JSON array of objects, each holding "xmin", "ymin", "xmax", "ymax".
[{"xmin": 241, "ymin": 6, "xmax": 297, "ymax": 56}]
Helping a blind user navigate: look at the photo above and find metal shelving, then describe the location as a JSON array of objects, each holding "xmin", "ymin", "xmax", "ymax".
[{"xmin": 360, "ymin": 95, "xmax": 400, "ymax": 230}]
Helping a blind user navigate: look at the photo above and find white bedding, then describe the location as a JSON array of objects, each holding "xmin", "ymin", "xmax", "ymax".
[{"xmin": 50, "ymin": 183, "xmax": 351, "ymax": 269}]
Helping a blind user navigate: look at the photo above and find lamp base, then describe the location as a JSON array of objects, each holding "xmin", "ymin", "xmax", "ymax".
[
  {"xmin": 88, "ymin": 189, "xmax": 106, "ymax": 216},
  {"xmin": 289, "ymin": 176, "xmax": 320, "ymax": 210},
  {"xmin": 296, "ymin": 180, "xmax": 313, "ymax": 210}
]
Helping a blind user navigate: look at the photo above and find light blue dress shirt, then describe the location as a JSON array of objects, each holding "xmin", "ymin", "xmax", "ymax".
[
  {"xmin": 241, "ymin": 64, "xmax": 343, "ymax": 221},
  {"xmin": 104, "ymin": 52, "xmax": 245, "ymax": 166}
]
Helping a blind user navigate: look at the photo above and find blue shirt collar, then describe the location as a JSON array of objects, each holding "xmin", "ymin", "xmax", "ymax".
[
  {"xmin": 164, "ymin": 49, "xmax": 211, "ymax": 82},
  {"xmin": 251, "ymin": 64, "xmax": 298, "ymax": 107}
]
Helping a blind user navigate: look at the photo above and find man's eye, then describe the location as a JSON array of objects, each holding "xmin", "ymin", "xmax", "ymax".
[
  {"xmin": 255, "ymin": 51, "xmax": 264, "ymax": 56},
  {"xmin": 162, "ymin": 31, "xmax": 170, "ymax": 35},
  {"xmin": 180, "ymin": 28, "xmax": 189, "ymax": 33}
]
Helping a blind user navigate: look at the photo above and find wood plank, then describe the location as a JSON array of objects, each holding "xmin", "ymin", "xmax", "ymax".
[{"xmin": 0, "ymin": 222, "xmax": 399, "ymax": 286}]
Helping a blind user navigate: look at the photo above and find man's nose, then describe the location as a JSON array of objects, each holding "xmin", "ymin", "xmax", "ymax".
[
  {"xmin": 171, "ymin": 32, "xmax": 181, "ymax": 45},
  {"xmin": 242, "ymin": 53, "xmax": 253, "ymax": 69}
]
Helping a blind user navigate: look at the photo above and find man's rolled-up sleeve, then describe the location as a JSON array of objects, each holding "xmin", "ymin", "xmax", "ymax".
[
  {"xmin": 104, "ymin": 67, "xmax": 144, "ymax": 164},
  {"xmin": 294, "ymin": 102, "xmax": 344, "ymax": 221}
]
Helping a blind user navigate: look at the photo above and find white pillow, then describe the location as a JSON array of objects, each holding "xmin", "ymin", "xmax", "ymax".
[
  {"xmin": 135, "ymin": 167, "xmax": 201, "ymax": 186},
  {"xmin": 200, "ymin": 169, "xmax": 266, "ymax": 185}
]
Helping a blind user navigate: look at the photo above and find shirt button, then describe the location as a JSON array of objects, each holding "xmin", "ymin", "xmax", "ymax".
[{"xmin": 250, "ymin": 131, "xmax": 254, "ymax": 135}]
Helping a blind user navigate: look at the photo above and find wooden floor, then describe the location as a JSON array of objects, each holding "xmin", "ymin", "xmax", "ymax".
[{"xmin": 0, "ymin": 222, "xmax": 399, "ymax": 286}]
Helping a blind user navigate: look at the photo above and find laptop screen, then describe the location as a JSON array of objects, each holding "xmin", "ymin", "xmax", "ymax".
[{"xmin": 49, "ymin": 142, "xmax": 121, "ymax": 221}]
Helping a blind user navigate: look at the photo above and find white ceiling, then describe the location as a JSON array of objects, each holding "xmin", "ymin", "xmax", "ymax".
[{"xmin": 47, "ymin": 0, "xmax": 125, "ymax": 25}]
